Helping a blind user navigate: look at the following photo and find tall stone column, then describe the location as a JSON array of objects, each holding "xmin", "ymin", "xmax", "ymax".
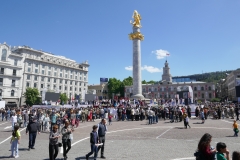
[{"xmin": 129, "ymin": 26, "xmax": 144, "ymax": 100}]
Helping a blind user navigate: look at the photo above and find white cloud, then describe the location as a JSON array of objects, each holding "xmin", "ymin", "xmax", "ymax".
[
  {"xmin": 152, "ymin": 49, "xmax": 170, "ymax": 59},
  {"xmin": 125, "ymin": 66, "xmax": 133, "ymax": 71},
  {"xmin": 141, "ymin": 65, "xmax": 162, "ymax": 73},
  {"xmin": 125, "ymin": 65, "xmax": 162, "ymax": 73}
]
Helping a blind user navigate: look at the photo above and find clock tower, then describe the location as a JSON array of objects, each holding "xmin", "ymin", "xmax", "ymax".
[{"xmin": 162, "ymin": 60, "xmax": 172, "ymax": 84}]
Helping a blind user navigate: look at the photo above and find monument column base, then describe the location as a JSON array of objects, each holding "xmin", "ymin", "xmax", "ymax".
[{"xmin": 132, "ymin": 94, "xmax": 145, "ymax": 100}]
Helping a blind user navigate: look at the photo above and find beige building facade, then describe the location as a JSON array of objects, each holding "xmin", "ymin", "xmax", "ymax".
[
  {"xmin": 125, "ymin": 61, "xmax": 216, "ymax": 101},
  {"xmin": 88, "ymin": 84, "xmax": 108, "ymax": 100},
  {"xmin": 225, "ymin": 69, "xmax": 240, "ymax": 101}
]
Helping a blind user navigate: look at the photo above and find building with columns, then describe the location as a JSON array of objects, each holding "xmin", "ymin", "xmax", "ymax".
[
  {"xmin": 0, "ymin": 42, "xmax": 89, "ymax": 106},
  {"xmin": 125, "ymin": 61, "xmax": 216, "ymax": 101}
]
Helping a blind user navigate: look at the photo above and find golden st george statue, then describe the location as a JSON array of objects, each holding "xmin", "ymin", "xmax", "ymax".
[{"xmin": 130, "ymin": 10, "xmax": 142, "ymax": 28}]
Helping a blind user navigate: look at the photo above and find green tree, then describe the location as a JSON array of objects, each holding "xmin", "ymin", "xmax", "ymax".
[
  {"xmin": 60, "ymin": 93, "xmax": 68, "ymax": 104},
  {"xmin": 147, "ymin": 80, "xmax": 156, "ymax": 84},
  {"xmin": 142, "ymin": 80, "xmax": 147, "ymax": 84},
  {"xmin": 107, "ymin": 78, "xmax": 123, "ymax": 98},
  {"xmin": 24, "ymin": 88, "xmax": 41, "ymax": 106},
  {"xmin": 122, "ymin": 76, "xmax": 133, "ymax": 86}
]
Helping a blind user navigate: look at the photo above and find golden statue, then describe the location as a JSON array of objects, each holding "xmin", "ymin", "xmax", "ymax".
[{"xmin": 130, "ymin": 10, "xmax": 142, "ymax": 28}]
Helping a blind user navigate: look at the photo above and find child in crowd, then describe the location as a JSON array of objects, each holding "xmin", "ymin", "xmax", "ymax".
[
  {"xmin": 216, "ymin": 142, "xmax": 230, "ymax": 160},
  {"xmin": 232, "ymin": 151, "xmax": 240, "ymax": 160},
  {"xmin": 233, "ymin": 120, "xmax": 239, "ymax": 137},
  {"xmin": 10, "ymin": 125, "xmax": 21, "ymax": 158},
  {"xmin": 108, "ymin": 114, "xmax": 112, "ymax": 125},
  {"xmin": 86, "ymin": 125, "xmax": 99, "ymax": 160}
]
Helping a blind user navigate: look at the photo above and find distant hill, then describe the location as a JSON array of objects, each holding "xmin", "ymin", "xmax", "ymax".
[{"xmin": 173, "ymin": 70, "xmax": 234, "ymax": 83}]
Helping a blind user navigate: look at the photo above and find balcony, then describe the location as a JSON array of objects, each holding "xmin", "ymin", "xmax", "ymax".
[{"xmin": 11, "ymin": 83, "xmax": 16, "ymax": 87}]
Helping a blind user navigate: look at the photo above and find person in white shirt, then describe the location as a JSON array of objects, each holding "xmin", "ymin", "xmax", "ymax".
[{"xmin": 11, "ymin": 113, "xmax": 17, "ymax": 131}]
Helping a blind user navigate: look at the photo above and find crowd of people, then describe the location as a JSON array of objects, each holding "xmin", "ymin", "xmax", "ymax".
[{"xmin": 0, "ymin": 99, "xmax": 240, "ymax": 159}]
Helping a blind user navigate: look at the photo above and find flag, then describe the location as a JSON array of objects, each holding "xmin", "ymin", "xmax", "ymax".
[{"xmin": 166, "ymin": 53, "xmax": 170, "ymax": 56}]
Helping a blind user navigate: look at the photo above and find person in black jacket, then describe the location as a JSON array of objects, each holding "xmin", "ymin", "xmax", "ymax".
[
  {"xmin": 26, "ymin": 116, "xmax": 40, "ymax": 150},
  {"xmin": 86, "ymin": 125, "xmax": 99, "ymax": 160}
]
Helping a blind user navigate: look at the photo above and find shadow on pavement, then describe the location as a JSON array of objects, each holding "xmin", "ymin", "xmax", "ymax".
[
  {"xmin": 192, "ymin": 122, "xmax": 203, "ymax": 124},
  {"xmin": 76, "ymin": 156, "xmax": 95, "ymax": 160},
  {"xmin": 0, "ymin": 156, "xmax": 11, "ymax": 159},
  {"xmin": 18, "ymin": 148, "xmax": 29, "ymax": 151},
  {"xmin": 226, "ymin": 135, "xmax": 236, "ymax": 137}
]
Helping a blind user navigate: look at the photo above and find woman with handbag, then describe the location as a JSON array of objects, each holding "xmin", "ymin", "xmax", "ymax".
[{"xmin": 49, "ymin": 125, "xmax": 61, "ymax": 160}]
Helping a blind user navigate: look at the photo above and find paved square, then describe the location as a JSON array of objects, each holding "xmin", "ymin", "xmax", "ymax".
[{"xmin": 0, "ymin": 117, "xmax": 239, "ymax": 160}]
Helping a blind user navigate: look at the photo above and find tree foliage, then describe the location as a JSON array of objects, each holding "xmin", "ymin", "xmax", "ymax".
[
  {"xmin": 24, "ymin": 88, "xmax": 41, "ymax": 106},
  {"xmin": 107, "ymin": 78, "xmax": 123, "ymax": 98},
  {"xmin": 60, "ymin": 93, "xmax": 68, "ymax": 104}
]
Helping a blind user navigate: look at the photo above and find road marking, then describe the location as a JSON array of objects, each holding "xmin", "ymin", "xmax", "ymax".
[
  {"xmin": 71, "ymin": 125, "xmax": 234, "ymax": 146},
  {"xmin": 71, "ymin": 137, "xmax": 90, "ymax": 146},
  {"xmin": 172, "ymin": 157, "xmax": 195, "ymax": 160},
  {"xmin": 4, "ymin": 126, "xmax": 12, "ymax": 129},
  {"xmin": 0, "ymin": 122, "xmax": 8, "ymax": 126},
  {"xmin": 0, "ymin": 127, "xmax": 26, "ymax": 145},
  {"xmin": 156, "ymin": 127, "xmax": 172, "ymax": 139}
]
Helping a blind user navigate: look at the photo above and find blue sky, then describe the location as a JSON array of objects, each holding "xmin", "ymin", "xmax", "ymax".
[{"xmin": 1, "ymin": 1, "xmax": 240, "ymax": 85}]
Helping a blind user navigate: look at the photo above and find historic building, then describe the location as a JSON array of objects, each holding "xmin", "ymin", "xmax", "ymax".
[
  {"xmin": 0, "ymin": 42, "xmax": 89, "ymax": 106},
  {"xmin": 124, "ymin": 61, "xmax": 216, "ymax": 101},
  {"xmin": 225, "ymin": 69, "xmax": 240, "ymax": 101},
  {"xmin": 88, "ymin": 84, "xmax": 109, "ymax": 100}
]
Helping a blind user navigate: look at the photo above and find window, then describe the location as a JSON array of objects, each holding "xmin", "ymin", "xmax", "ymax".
[
  {"xmin": 26, "ymin": 82, "xmax": 30, "ymax": 87},
  {"xmin": 0, "ymin": 78, "xmax": 3, "ymax": 86},
  {"xmin": 53, "ymin": 85, "xmax": 56, "ymax": 89},
  {"xmin": 208, "ymin": 86, "xmax": 211, "ymax": 91},
  {"xmin": 54, "ymin": 79, "xmax": 56, "ymax": 83},
  {"xmin": 60, "ymin": 79, "xmax": 62, "ymax": 83},
  {"xmin": 60, "ymin": 69, "xmax": 62, "ymax": 72},
  {"xmin": 70, "ymin": 87, "xmax": 72, "ymax": 91},
  {"xmin": 70, "ymin": 75, "xmax": 73, "ymax": 79},
  {"xmin": 194, "ymin": 87, "xmax": 197, "ymax": 91},
  {"xmin": 40, "ymin": 91, "xmax": 42, "ymax": 96},
  {"xmin": 79, "ymin": 83, "xmax": 81, "ymax": 86},
  {"xmin": 11, "ymin": 90, "xmax": 14, "ymax": 97},
  {"xmin": 54, "ymin": 67, "xmax": 57, "ymax": 71},
  {"xmin": 41, "ymin": 77, "xmax": 44, "ymax": 81},
  {"xmin": 34, "ymin": 83, "xmax": 37, "ymax": 88},
  {"xmin": 54, "ymin": 72, "xmax": 57, "ymax": 76},
  {"xmin": 75, "ymin": 76, "xmax": 77, "ymax": 80},
  {"xmin": 70, "ymin": 81, "xmax": 72, "ymax": 85},
  {"xmin": 11, "ymin": 80, "xmax": 15, "ymax": 87},
  {"xmin": 13, "ymin": 70, "xmax": 16, "ymax": 76},
  {"xmin": 48, "ymin": 78, "xmax": 50, "ymax": 82},
  {"xmin": 75, "ymin": 87, "xmax": 76, "ymax": 91},
  {"xmin": 84, "ymin": 83, "xmax": 86, "ymax": 86},
  {"xmin": 28, "ymin": 63, "xmax": 31, "ymax": 66},
  {"xmin": 79, "ymin": 77, "xmax": 81, "ymax": 80},
  {"xmin": 48, "ymin": 71, "xmax": 51, "ymax": 76},
  {"xmin": 59, "ymin": 86, "xmax": 61, "ymax": 90},
  {"xmin": 209, "ymin": 93, "xmax": 212, "ymax": 98},
  {"xmin": 28, "ymin": 68, "xmax": 31, "ymax": 72},
  {"xmin": 194, "ymin": 93, "xmax": 197, "ymax": 98},
  {"xmin": 0, "ymin": 89, "xmax": 2, "ymax": 96},
  {"xmin": 65, "ymin": 81, "xmax": 67, "ymax": 84},
  {"xmin": 0, "ymin": 68, "xmax": 4, "ymax": 74},
  {"xmin": 84, "ymin": 78, "xmax": 86, "ymax": 81},
  {"xmin": 79, "ymin": 88, "xmax": 81, "ymax": 92},
  {"xmin": 42, "ymin": 70, "xmax": 44, "ymax": 74},
  {"xmin": 1, "ymin": 49, "xmax": 7, "ymax": 61},
  {"xmin": 201, "ymin": 87, "xmax": 204, "ymax": 91},
  {"xmin": 41, "ymin": 84, "xmax": 43, "ymax": 88},
  {"xmin": 202, "ymin": 93, "xmax": 204, "ymax": 98},
  {"xmin": 35, "ymin": 69, "xmax": 38, "ymax": 73},
  {"xmin": 48, "ymin": 66, "xmax": 51, "ymax": 70},
  {"xmin": 34, "ymin": 76, "xmax": 38, "ymax": 81},
  {"xmin": 65, "ymin": 74, "xmax": 68, "ymax": 78},
  {"xmin": 42, "ymin": 64, "xmax": 45, "ymax": 69},
  {"xmin": 27, "ymin": 75, "xmax": 30, "ymax": 80},
  {"xmin": 47, "ymin": 84, "xmax": 50, "ymax": 89},
  {"xmin": 35, "ymin": 64, "xmax": 38, "ymax": 67},
  {"xmin": 65, "ymin": 86, "xmax": 67, "ymax": 90},
  {"xmin": 14, "ymin": 59, "xmax": 17, "ymax": 66}
]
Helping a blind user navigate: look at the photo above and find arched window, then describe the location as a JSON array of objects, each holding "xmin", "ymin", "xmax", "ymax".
[
  {"xmin": 0, "ymin": 89, "xmax": 2, "ymax": 96},
  {"xmin": 1, "ymin": 49, "xmax": 7, "ymax": 61},
  {"xmin": 201, "ymin": 87, "xmax": 204, "ymax": 91},
  {"xmin": 11, "ymin": 90, "xmax": 14, "ymax": 97},
  {"xmin": 208, "ymin": 86, "xmax": 211, "ymax": 91},
  {"xmin": 194, "ymin": 87, "xmax": 197, "ymax": 91}
]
